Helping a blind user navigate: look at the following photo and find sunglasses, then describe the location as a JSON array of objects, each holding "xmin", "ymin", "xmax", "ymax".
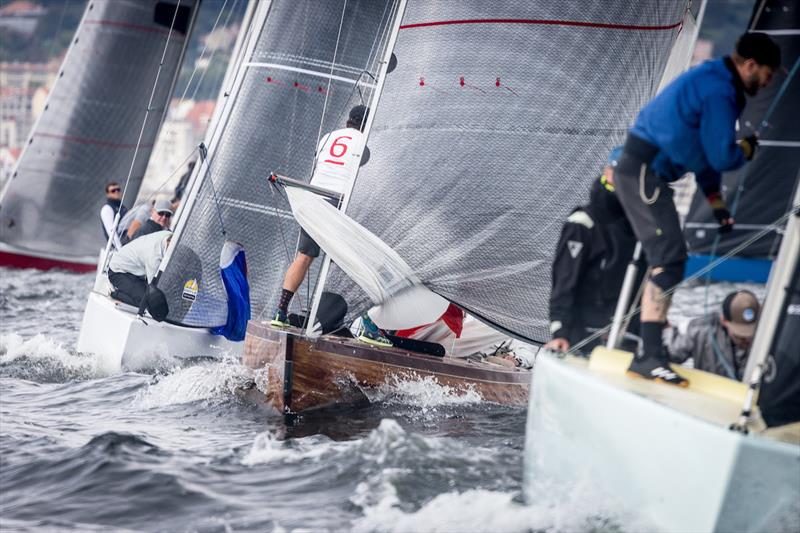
[
  {"xmin": 158, "ymin": 211, "xmax": 173, "ymax": 218},
  {"xmin": 108, "ymin": 187, "xmax": 121, "ymax": 193}
]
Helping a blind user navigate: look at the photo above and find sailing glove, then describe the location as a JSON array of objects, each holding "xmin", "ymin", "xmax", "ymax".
[
  {"xmin": 713, "ymin": 206, "xmax": 734, "ymax": 234},
  {"xmin": 738, "ymin": 134, "xmax": 758, "ymax": 161}
]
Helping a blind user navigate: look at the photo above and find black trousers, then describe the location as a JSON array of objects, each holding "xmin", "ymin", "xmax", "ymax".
[
  {"xmin": 615, "ymin": 134, "xmax": 687, "ymax": 269},
  {"xmin": 108, "ymin": 270, "xmax": 147, "ymax": 307}
]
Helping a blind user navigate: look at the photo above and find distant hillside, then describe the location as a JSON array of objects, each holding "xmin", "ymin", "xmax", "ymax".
[{"xmin": 0, "ymin": 0, "xmax": 85, "ymax": 63}]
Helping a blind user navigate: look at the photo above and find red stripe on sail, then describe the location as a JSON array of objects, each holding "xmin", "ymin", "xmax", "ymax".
[
  {"xmin": 84, "ymin": 19, "xmax": 184, "ymax": 36},
  {"xmin": 0, "ymin": 250, "xmax": 97, "ymax": 273},
  {"xmin": 36, "ymin": 133, "xmax": 153, "ymax": 150},
  {"xmin": 400, "ymin": 18, "xmax": 683, "ymax": 32}
]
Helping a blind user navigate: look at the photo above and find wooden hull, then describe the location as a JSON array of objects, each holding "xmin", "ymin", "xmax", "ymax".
[{"xmin": 242, "ymin": 320, "xmax": 530, "ymax": 414}]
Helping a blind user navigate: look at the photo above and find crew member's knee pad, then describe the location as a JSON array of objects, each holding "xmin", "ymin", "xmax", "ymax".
[{"xmin": 651, "ymin": 261, "xmax": 685, "ymax": 292}]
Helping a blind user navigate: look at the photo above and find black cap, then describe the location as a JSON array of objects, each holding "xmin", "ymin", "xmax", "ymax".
[
  {"xmin": 348, "ymin": 105, "xmax": 369, "ymax": 128},
  {"xmin": 736, "ymin": 32, "xmax": 781, "ymax": 69}
]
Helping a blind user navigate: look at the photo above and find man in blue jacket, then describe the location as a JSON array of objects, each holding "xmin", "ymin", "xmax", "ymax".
[{"xmin": 615, "ymin": 32, "xmax": 780, "ymax": 387}]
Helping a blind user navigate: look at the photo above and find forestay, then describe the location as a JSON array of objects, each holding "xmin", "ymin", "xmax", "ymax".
[
  {"xmin": 0, "ymin": 0, "xmax": 198, "ymax": 260},
  {"xmin": 157, "ymin": 0, "xmax": 398, "ymax": 326},
  {"xmin": 322, "ymin": 1, "xmax": 689, "ymax": 343}
]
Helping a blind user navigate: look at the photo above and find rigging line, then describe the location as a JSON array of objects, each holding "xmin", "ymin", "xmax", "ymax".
[
  {"xmin": 567, "ymin": 204, "xmax": 800, "ymax": 355},
  {"xmin": 201, "ymin": 151, "xmax": 227, "ymax": 237},
  {"xmin": 312, "ymin": 0, "xmax": 348, "ymax": 169},
  {"xmin": 364, "ymin": 0, "xmax": 393, "ymax": 80},
  {"xmin": 256, "ymin": 184, "xmax": 295, "ymax": 321},
  {"xmin": 177, "ymin": 0, "xmax": 230, "ymax": 103},
  {"xmin": 188, "ymin": 0, "xmax": 242, "ymax": 103},
  {"xmin": 101, "ymin": 0, "xmax": 184, "ymax": 268},
  {"xmin": 140, "ymin": 146, "xmax": 199, "ymax": 203}
]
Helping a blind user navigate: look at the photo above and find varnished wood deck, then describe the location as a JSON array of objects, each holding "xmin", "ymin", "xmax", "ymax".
[{"xmin": 242, "ymin": 320, "xmax": 530, "ymax": 414}]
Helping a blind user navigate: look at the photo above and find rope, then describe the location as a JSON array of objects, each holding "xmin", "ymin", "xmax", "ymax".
[
  {"xmin": 312, "ymin": 0, "xmax": 348, "ymax": 172},
  {"xmin": 566, "ymin": 203, "xmax": 799, "ymax": 355},
  {"xmin": 176, "ymin": 0, "xmax": 231, "ymax": 103},
  {"xmin": 187, "ymin": 0, "xmax": 242, "ymax": 104},
  {"xmin": 198, "ymin": 144, "xmax": 226, "ymax": 237}
]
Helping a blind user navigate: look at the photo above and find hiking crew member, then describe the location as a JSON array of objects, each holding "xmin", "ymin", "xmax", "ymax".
[
  {"xmin": 107, "ymin": 230, "xmax": 171, "ymax": 321},
  {"xmin": 665, "ymin": 290, "xmax": 760, "ymax": 381},
  {"xmin": 100, "ymin": 182, "xmax": 128, "ymax": 249},
  {"xmin": 119, "ymin": 200, "xmax": 154, "ymax": 245},
  {"xmin": 545, "ymin": 149, "xmax": 643, "ymax": 354},
  {"xmin": 130, "ymin": 199, "xmax": 174, "ymax": 242},
  {"xmin": 270, "ymin": 106, "xmax": 392, "ymax": 346},
  {"xmin": 615, "ymin": 32, "xmax": 779, "ymax": 386}
]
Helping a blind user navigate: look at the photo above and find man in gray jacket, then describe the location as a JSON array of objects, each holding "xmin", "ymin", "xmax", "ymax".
[{"xmin": 664, "ymin": 290, "xmax": 760, "ymax": 381}]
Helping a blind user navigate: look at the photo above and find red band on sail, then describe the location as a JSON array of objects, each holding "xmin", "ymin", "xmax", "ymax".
[
  {"xmin": 400, "ymin": 18, "xmax": 683, "ymax": 32},
  {"xmin": 36, "ymin": 133, "xmax": 153, "ymax": 150},
  {"xmin": 84, "ymin": 20, "xmax": 184, "ymax": 36}
]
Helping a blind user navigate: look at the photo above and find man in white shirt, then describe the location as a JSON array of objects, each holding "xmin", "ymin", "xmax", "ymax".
[
  {"xmin": 107, "ymin": 230, "xmax": 171, "ymax": 320},
  {"xmin": 99, "ymin": 182, "xmax": 128, "ymax": 249},
  {"xmin": 270, "ymin": 106, "xmax": 369, "ymax": 327}
]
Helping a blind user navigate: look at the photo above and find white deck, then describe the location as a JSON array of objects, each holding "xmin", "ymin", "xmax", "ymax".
[{"xmin": 524, "ymin": 350, "xmax": 800, "ymax": 532}]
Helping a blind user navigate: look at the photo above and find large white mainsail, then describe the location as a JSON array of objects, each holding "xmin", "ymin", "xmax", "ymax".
[
  {"xmin": 153, "ymin": 0, "xmax": 400, "ymax": 327},
  {"xmin": 0, "ymin": 0, "xmax": 199, "ymax": 271},
  {"xmin": 296, "ymin": 1, "xmax": 689, "ymax": 343}
]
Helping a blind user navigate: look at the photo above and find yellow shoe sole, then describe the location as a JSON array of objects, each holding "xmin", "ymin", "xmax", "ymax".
[
  {"xmin": 270, "ymin": 319, "xmax": 288, "ymax": 328},
  {"xmin": 358, "ymin": 334, "xmax": 392, "ymax": 348}
]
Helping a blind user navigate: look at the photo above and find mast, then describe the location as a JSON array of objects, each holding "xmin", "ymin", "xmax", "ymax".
[
  {"xmin": 304, "ymin": 0, "xmax": 407, "ymax": 338},
  {"xmin": 157, "ymin": 0, "xmax": 272, "ymax": 273}
]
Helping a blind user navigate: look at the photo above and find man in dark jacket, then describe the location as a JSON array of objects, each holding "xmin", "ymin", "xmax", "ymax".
[
  {"xmin": 129, "ymin": 199, "xmax": 174, "ymax": 242},
  {"xmin": 545, "ymin": 148, "xmax": 642, "ymax": 354},
  {"xmin": 614, "ymin": 32, "xmax": 780, "ymax": 386}
]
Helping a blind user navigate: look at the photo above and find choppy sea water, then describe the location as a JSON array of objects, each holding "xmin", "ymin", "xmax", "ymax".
[{"xmin": 0, "ymin": 267, "xmax": 766, "ymax": 532}]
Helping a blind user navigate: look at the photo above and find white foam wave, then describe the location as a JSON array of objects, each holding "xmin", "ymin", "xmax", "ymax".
[
  {"xmin": 132, "ymin": 358, "xmax": 252, "ymax": 409},
  {"xmin": 352, "ymin": 482, "xmax": 649, "ymax": 533},
  {"xmin": 0, "ymin": 333, "xmax": 110, "ymax": 380},
  {"xmin": 242, "ymin": 419, "xmax": 419, "ymax": 467},
  {"xmin": 242, "ymin": 430, "xmax": 334, "ymax": 465},
  {"xmin": 367, "ymin": 374, "xmax": 483, "ymax": 413}
]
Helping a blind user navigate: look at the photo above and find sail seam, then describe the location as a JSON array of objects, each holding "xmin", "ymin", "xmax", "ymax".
[{"xmin": 399, "ymin": 18, "xmax": 684, "ymax": 32}]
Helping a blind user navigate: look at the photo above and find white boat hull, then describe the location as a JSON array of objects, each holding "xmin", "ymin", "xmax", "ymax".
[
  {"xmin": 524, "ymin": 353, "xmax": 800, "ymax": 532},
  {"xmin": 76, "ymin": 291, "xmax": 242, "ymax": 372}
]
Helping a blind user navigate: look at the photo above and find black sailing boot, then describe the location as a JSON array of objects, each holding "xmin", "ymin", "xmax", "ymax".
[{"xmin": 626, "ymin": 322, "xmax": 689, "ymax": 388}]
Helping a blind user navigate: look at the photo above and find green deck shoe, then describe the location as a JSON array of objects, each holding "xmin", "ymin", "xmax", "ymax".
[
  {"xmin": 358, "ymin": 315, "xmax": 392, "ymax": 348},
  {"xmin": 269, "ymin": 308, "xmax": 289, "ymax": 328}
]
